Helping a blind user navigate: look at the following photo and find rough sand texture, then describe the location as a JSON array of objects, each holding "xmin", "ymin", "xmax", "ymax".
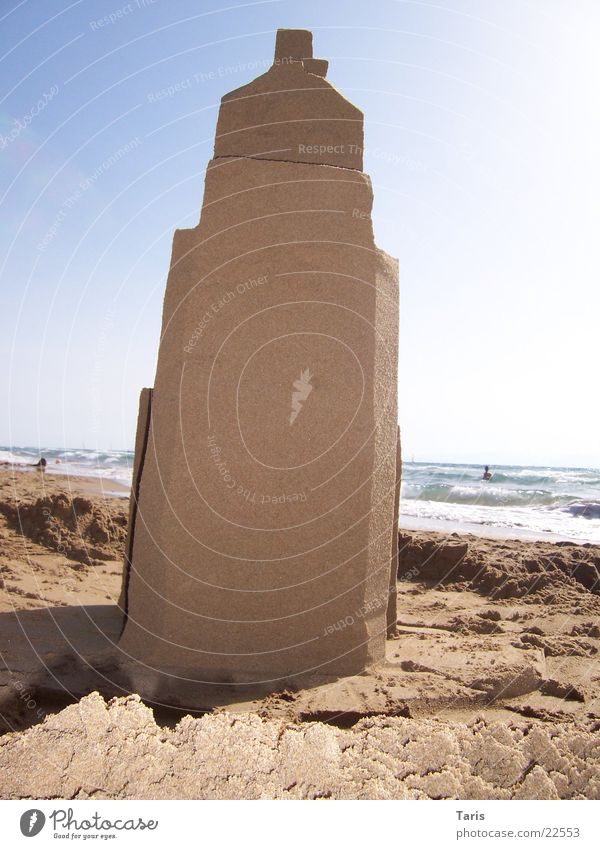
[
  {"xmin": 1, "ymin": 469, "xmax": 600, "ymax": 799},
  {"xmin": 1, "ymin": 691, "xmax": 600, "ymax": 799},
  {"xmin": 0, "ymin": 470, "xmax": 126, "ymax": 611},
  {"xmin": 399, "ymin": 530, "xmax": 600, "ymax": 601},
  {"xmin": 0, "ymin": 469, "xmax": 127, "ymax": 567}
]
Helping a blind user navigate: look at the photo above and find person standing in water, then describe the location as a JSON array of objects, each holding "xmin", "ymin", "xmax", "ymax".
[{"xmin": 482, "ymin": 465, "xmax": 492, "ymax": 481}]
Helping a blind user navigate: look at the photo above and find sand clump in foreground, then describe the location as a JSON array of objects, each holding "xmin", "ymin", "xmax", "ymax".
[
  {"xmin": 2, "ymin": 690, "xmax": 600, "ymax": 800},
  {"xmin": 1, "ymin": 468, "xmax": 600, "ymax": 799}
]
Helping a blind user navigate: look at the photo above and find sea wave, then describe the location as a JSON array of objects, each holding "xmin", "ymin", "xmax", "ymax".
[
  {"xmin": 401, "ymin": 481, "xmax": 572, "ymax": 508},
  {"xmin": 400, "ymin": 461, "xmax": 600, "ymax": 540},
  {"xmin": 2, "ymin": 448, "xmax": 599, "ymax": 540},
  {"xmin": 561, "ymin": 501, "xmax": 600, "ymax": 520},
  {"xmin": 401, "ymin": 499, "xmax": 600, "ymax": 542},
  {"xmin": 0, "ymin": 446, "xmax": 134, "ymax": 487}
]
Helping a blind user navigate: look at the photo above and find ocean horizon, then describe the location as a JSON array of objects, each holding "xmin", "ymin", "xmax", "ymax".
[{"xmin": 2, "ymin": 447, "xmax": 599, "ymax": 544}]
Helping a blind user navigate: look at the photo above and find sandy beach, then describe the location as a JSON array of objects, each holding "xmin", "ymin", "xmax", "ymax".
[{"xmin": 1, "ymin": 467, "xmax": 599, "ymax": 799}]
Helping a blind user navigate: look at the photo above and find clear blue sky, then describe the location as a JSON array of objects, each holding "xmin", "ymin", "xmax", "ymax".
[{"xmin": 1, "ymin": 0, "xmax": 598, "ymax": 467}]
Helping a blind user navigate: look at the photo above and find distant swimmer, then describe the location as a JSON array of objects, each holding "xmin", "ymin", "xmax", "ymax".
[{"xmin": 482, "ymin": 465, "xmax": 492, "ymax": 481}]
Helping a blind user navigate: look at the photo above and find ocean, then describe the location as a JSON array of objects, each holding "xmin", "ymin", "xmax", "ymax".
[
  {"xmin": 401, "ymin": 461, "xmax": 600, "ymax": 542},
  {"xmin": 1, "ymin": 448, "xmax": 599, "ymax": 543},
  {"xmin": 0, "ymin": 447, "xmax": 134, "ymax": 491}
]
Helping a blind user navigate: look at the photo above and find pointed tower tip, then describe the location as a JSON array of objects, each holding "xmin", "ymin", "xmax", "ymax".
[{"xmin": 274, "ymin": 29, "xmax": 313, "ymax": 63}]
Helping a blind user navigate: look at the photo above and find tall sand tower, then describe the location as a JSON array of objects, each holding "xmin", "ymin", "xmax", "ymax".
[{"xmin": 119, "ymin": 29, "xmax": 400, "ymax": 686}]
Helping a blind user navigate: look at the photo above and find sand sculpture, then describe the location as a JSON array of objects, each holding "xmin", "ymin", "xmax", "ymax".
[{"xmin": 118, "ymin": 29, "xmax": 399, "ymax": 684}]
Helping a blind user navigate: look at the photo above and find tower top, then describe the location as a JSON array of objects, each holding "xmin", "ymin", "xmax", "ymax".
[
  {"xmin": 273, "ymin": 29, "xmax": 328, "ymax": 77},
  {"xmin": 215, "ymin": 27, "xmax": 359, "ymax": 168},
  {"xmin": 274, "ymin": 29, "xmax": 313, "ymax": 62}
]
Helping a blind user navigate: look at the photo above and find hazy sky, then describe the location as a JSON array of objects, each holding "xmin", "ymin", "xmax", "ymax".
[{"xmin": 1, "ymin": 0, "xmax": 598, "ymax": 467}]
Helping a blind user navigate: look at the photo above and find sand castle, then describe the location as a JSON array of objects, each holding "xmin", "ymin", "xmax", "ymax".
[{"xmin": 118, "ymin": 29, "xmax": 399, "ymax": 684}]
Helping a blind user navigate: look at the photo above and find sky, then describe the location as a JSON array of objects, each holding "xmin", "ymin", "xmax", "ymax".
[{"xmin": 0, "ymin": 0, "xmax": 598, "ymax": 468}]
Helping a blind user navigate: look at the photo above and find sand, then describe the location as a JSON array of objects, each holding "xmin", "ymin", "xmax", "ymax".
[
  {"xmin": 3, "ymin": 690, "xmax": 600, "ymax": 800},
  {"xmin": 1, "ymin": 468, "xmax": 600, "ymax": 799}
]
